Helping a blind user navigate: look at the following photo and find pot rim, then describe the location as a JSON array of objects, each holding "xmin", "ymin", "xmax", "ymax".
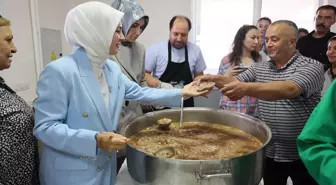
[{"xmin": 126, "ymin": 107, "xmax": 272, "ymax": 162}]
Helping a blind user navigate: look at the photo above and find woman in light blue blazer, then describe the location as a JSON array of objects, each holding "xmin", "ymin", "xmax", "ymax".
[{"xmin": 33, "ymin": 2, "xmax": 208, "ymax": 185}]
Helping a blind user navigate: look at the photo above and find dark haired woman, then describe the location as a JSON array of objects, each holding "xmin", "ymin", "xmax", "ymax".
[
  {"xmin": 322, "ymin": 36, "xmax": 336, "ymax": 96},
  {"xmin": 218, "ymin": 25, "xmax": 268, "ymax": 116}
]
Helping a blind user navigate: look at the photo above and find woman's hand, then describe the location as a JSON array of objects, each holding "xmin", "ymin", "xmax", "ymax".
[
  {"xmin": 225, "ymin": 64, "xmax": 243, "ymax": 76},
  {"xmin": 96, "ymin": 132, "xmax": 129, "ymax": 152},
  {"xmin": 182, "ymin": 81, "xmax": 213, "ymax": 97}
]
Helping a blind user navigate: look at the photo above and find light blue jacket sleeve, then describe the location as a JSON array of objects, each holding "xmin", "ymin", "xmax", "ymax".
[
  {"xmin": 33, "ymin": 63, "xmax": 98, "ymax": 158},
  {"xmin": 122, "ymin": 74, "xmax": 183, "ymax": 107}
]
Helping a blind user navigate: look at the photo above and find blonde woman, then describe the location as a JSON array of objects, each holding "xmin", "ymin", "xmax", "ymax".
[{"xmin": 0, "ymin": 15, "xmax": 39, "ymax": 185}]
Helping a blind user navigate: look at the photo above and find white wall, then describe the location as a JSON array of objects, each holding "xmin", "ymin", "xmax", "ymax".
[
  {"xmin": 324, "ymin": 0, "xmax": 336, "ymax": 32},
  {"xmin": 137, "ymin": 0, "xmax": 193, "ymax": 48},
  {"xmin": 38, "ymin": 0, "xmax": 193, "ymax": 54},
  {"xmin": 0, "ymin": 0, "xmax": 37, "ymax": 103},
  {"xmin": 37, "ymin": 0, "xmax": 113, "ymax": 56}
]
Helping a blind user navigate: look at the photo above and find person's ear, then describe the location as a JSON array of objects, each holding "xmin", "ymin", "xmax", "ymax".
[{"xmin": 289, "ymin": 37, "xmax": 297, "ymax": 48}]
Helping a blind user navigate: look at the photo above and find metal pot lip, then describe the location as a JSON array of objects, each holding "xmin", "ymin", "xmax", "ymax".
[
  {"xmin": 126, "ymin": 107, "xmax": 272, "ymax": 162},
  {"xmin": 127, "ymin": 143, "xmax": 266, "ymax": 162}
]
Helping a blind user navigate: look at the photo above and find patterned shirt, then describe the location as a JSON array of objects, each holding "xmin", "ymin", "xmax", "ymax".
[
  {"xmin": 218, "ymin": 55, "xmax": 258, "ymax": 116},
  {"xmin": 0, "ymin": 77, "xmax": 40, "ymax": 185},
  {"xmin": 236, "ymin": 52, "xmax": 324, "ymax": 162}
]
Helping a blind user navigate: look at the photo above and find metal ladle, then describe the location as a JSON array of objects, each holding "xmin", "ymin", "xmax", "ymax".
[
  {"xmin": 152, "ymin": 97, "xmax": 184, "ymax": 158},
  {"xmin": 157, "ymin": 118, "xmax": 172, "ymax": 130},
  {"xmin": 180, "ymin": 96, "xmax": 184, "ymax": 127}
]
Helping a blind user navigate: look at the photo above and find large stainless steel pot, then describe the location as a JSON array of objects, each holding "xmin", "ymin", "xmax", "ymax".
[{"xmin": 124, "ymin": 108, "xmax": 272, "ymax": 185}]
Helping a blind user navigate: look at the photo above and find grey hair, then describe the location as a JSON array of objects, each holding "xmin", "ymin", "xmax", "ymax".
[{"xmin": 270, "ymin": 20, "xmax": 299, "ymax": 38}]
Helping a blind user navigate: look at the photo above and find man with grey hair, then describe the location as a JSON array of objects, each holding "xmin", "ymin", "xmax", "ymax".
[{"xmin": 198, "ymin": 20, "xmax": 323, "ymax": 185}]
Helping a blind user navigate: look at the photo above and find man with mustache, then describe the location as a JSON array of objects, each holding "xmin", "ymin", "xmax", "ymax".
[
  {"xmin": 297, "ymin": 5, "xmax": 336, "ymax": 72},
  {"xmin": 144, "ymin": 16, "xmax": 207, "ymax": 110}
]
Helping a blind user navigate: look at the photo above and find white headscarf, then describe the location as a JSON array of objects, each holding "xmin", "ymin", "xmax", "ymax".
[{"xmin": 64, "ymin": 1, "xmax": 124, "ymax": 68}]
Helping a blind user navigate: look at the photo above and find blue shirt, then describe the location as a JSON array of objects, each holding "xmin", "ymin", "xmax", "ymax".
[{"xmin": 145, "ymin": 40, "xmax": 207, "ymax": 79}]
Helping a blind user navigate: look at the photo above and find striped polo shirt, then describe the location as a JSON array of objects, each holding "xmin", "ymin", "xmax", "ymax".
[{"xmin": 236, "ymin": 52, "xmax": 324, "ymax": 162}]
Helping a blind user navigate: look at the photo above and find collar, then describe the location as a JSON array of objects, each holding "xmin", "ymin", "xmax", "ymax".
[
  {"xmin": 330, "ymin": 68, "xmax": 336, "ymax": 79},
  {"xmin": 308, "ymin": 30, "xmax": 335, "ymax": 38},
  {"xmin": 269, "ymin": 51, "xmax": 300, "ymax": 70},
  {"xmin": 121, "ymin": 40, "xmax": 133, "ymax": 48},
  {"xmin": 0, "ymin": 76, "xmax": 4, "ymax": 84},
  {"xmin": 71, "ymin": 47, "xmax": 111, "ymax": 76}
]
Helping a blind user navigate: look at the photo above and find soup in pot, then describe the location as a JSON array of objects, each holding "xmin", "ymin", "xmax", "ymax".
[{"xmin": 128, "ymin": 121, "xmax": 263, "ymax": 160}]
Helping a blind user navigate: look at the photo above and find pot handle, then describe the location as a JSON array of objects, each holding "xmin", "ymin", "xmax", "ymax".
[
  {"xmin": 196, "ymin": 161, "xmax": 232, "ymax": 180},
  {"xmin": 196, "ymin": 171, "xmax": 231, "ymax": 180}
]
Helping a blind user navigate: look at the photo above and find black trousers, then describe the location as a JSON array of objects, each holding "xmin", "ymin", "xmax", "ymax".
[
  {"xmin": 263, "ymin": 157, "xmax": 318, "ymax": 185},
  {"xmin": 117, "ymin": 156, "xmax": 126, "ymax": 173}
]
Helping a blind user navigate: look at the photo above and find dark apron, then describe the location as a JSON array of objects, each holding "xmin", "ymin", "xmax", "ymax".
[{"xmin": 157, "ymin": 41, "xmax": 194, "ymax": 109}]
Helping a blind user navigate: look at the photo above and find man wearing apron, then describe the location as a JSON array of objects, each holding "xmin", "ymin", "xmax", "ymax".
[
  {"xmin": 145, "ymin": 16, "xmax": 207, "ymax": 111},
  {"xmin": 158, "ymin": 42, "xmax": 194, "ymax": 107}
]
